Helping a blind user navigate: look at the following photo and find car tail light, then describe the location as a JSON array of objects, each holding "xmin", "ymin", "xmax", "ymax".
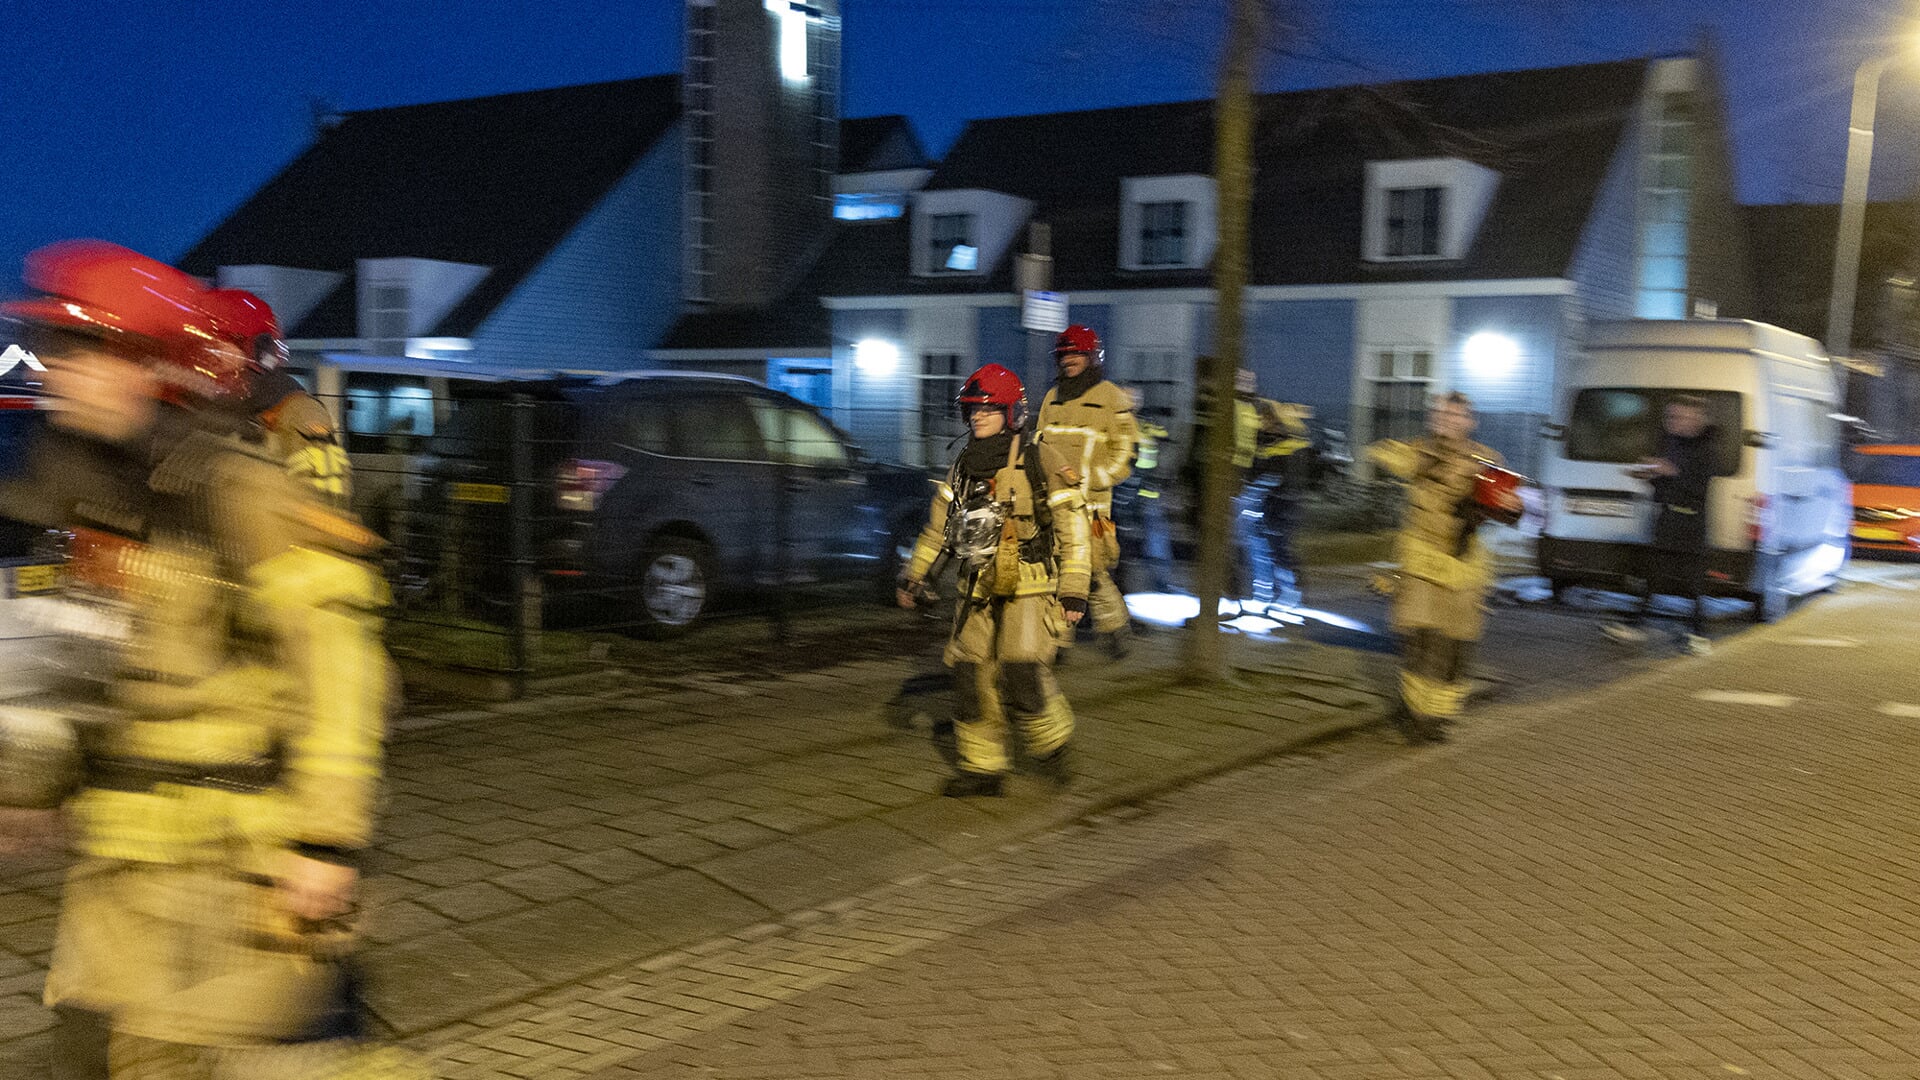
[
  {"xmin": 557, "ymin": 459, "xmax": 626, "ymax": 512},
  {"xmin": 1746, "ymin": 494, "xmax": 1769, "ymax": 545}
]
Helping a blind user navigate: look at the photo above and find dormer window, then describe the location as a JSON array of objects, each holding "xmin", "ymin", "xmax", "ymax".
[
  {"xmin": 911, "ymin": 189, "xmax": 1031, "ymax": 277},
  {"xmin": 1364, "ymin": 159, "xmax": 1499, "ymax": 263},
  {"xmin": 1384, "ymin": 187, "xmax": 1442, "ymax": 258},
  {"xmin": 1139, "ymin": 202, "xmax": 1189, "ymax": 266},
  {"xmin": 929, "ymin": 213, "xmax": 976, "ymax": 272},
  {"xmin": 1120, "ymin": 176, "xmax": 1216, "ymax": 271}
]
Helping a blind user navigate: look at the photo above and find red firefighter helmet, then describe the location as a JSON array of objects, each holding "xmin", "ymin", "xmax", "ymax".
[
  {"xmin": 202, "ymin": 287, "xmax": 288, "ymax": 371},
  {"xmin": 0, "ymin": 240, "xmax": 246, "ymax": 402},
  {"xmin": 1472, "ymin": 459, "xmax": 1528, "ymax": 527},
  {"xmin": 957, "ymin": 363, "xmax": 1029, "ymax": 428},
  {"xmin": 1053, "ymin": 324, "xmax": 1103, "ymax": 368}
]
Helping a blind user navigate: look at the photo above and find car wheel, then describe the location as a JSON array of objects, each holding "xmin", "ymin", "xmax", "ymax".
[{"xmin": 635, "ymin": 536, "xmax": 711, "ymax": 638}]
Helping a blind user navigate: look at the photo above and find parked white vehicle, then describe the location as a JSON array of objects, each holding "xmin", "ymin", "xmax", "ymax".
[{"xmin": 1537, "ymin": 319, "xmax": 1852, "ymax": 621}]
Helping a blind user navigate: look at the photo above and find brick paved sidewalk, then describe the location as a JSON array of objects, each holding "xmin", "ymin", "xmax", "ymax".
[{"xmin": 0, "ymin": 621, "xmax": 1389, "ymax": 1076}]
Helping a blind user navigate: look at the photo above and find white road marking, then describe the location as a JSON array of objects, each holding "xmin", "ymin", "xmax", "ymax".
[
  {"xmin": 1878, "ymin": 703, "xmax": 1920, "ymax": 719},
  {"xmin": 1692, "ymin": 690, "xmax": 1799, "ymax": 708},
  {"xmin": 1783, "ymin": 636, "xmax": 1858, "ymax": 647}
]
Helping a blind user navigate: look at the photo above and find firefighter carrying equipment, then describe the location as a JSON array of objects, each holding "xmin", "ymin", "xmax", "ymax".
[{"xmin": 1368, "ymin": 434, "xmax": 1503, "ymax": 727}]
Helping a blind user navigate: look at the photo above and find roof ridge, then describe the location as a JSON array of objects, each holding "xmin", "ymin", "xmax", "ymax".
[
  {"xmin": 339, "ymin": 72, "xmax": 677, "ymax": 119},
  {"xmin": 952, "ymin": 55, "xmax": 1656, "ymax": 130}
]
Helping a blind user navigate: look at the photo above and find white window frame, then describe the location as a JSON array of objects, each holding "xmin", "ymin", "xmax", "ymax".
[
  {"xmin": 1364, "ymin": 346, "xmax": 1435, "ymax": 444},
  {"xmin": 917, "ymin": 352, "xmax": 968, "ymax": 463}
]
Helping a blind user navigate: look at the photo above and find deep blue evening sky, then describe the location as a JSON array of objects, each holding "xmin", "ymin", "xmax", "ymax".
[{"xmin": 0, "ymin": 0, "xmax": 1910, "ymax": 281}]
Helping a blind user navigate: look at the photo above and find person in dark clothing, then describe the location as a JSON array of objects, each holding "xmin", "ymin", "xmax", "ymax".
[{"xmin": 1604, "ymin": 395, "xmax": 1716, "ymax": 655}]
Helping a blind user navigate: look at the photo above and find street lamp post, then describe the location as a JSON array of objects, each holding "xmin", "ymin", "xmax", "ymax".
[{"xmin": 1828, "ymin": 56, "xmax": 1893, "ymax": 358}]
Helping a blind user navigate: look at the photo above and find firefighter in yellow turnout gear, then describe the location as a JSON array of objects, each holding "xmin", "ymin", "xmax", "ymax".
[
  {"xmin": 0, "ymin": 242, "xmax": 421, "ymax": 1079},
  {"xmin": 1034, "ymin": 325, "xmax": 1136, "ymax": 657},
  {"xmin": 1366, "ymin": 391, "xmax": 1518, "ymax": 744},
  {"xmin": 203, "ymin": 287, "xmax": 354, "ymax": 508},
  {"xmin": 899, "ymin": 364, "xmax": 1091, "ymax": 798}
]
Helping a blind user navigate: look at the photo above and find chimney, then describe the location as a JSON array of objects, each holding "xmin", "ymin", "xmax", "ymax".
[{"xmin": 683, "ymin": 0, "xmax": 841, "ymax": 307}]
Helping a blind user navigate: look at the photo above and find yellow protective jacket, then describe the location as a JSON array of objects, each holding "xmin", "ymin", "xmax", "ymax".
[
  {"xmin": 1368, "ymin": 435, "xmax": 1501, "ymax": 638},
  {"xmin": 63, "ymin": 432, "xmax": 391, "ymax": 873},
  {"xmin": 1134, "ymin": 420, "xmax": 1170, "ymax": 496},
  {"xmin": 1036, "ymin": 379, "xmax": 1137, "ymax": 516},
  {"xmin": 906, "ymin": 438, "xmax": 1091, "ymax": 602},
  {"xmin": 259, "ymin": 388, "xmax": 352, "ymax": 507}
]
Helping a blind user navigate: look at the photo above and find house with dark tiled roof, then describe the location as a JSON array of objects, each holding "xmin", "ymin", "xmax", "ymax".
[
  {"xmin": 179, "ymin": 0, "xmax": 886, "ymax": 420},
  {"xmin": 814, "ymin": 53, "xmax": 1758, "ymax": 472}
]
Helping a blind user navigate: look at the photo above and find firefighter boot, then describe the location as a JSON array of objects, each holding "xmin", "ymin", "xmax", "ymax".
[
  {"xmin": 1033, "ymin": 746, "xmax": 1072, "ymax": 789},
  {"xmin": 942, "ymin": 771, "xmax": 1006, "ymax": 798}
]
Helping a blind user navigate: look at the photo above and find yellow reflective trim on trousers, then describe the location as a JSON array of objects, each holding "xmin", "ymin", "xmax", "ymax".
[
  {"xmin": 1024, "ymin": 691, "xmax": 1074, "ymax": 757},
  {"xmin": 1401, "ymin": 669, "xmax": 1468, "ymax": 719}
]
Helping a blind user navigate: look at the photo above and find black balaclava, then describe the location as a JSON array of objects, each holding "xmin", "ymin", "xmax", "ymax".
[
  {"xmin": 956, "ymin": 426, "xmax": 1017, "ymax": 480},
  {"xmin": 1053, "ymin": 357, "xmax": 1104, "ymax": 403}
]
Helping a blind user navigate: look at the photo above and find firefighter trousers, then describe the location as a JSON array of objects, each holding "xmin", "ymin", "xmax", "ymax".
[
  {"xmin": 946, "ymin": 594, "xmax": 1074, "ymax": 775},
  {"xmin": 1399, "ymin": 628, "xmax": 1477, "ymax": 722}
]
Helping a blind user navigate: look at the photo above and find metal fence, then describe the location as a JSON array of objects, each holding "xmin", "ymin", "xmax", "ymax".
[
  {"xmin": 329, "ymin": 384, "xmax": 1538, "ymax": 678},
  {"xmin": 334, "ymin": 388, "xmax": 965, "ymax": 677}
]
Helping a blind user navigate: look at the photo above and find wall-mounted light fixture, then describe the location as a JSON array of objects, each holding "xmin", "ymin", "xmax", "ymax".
[
  {"xmin": 854, "ymin": 339, "xmax": 899, "ymax": 375},
  {"xmin": 1462, "ymin": 331, "xmax": 1519, "ymax": 377}
]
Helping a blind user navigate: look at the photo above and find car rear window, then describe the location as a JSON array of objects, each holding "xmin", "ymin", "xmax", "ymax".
[
  {"xmin": 1566, "ymin": 388, "xmax": 1744, "ymax": 477},
  {"xmin": 1851, "ymin": 450, "xmax": 1920, "ymax": 488}
]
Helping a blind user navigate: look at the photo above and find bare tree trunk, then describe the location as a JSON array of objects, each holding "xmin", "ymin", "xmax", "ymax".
[{"xmin": 1182, "ymin": 0, "xmax": 1262, "ymax": 684}]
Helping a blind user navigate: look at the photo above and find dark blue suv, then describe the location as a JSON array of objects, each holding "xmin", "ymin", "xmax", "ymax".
[{"xmin": 405, "ymin": 374, "xmax": 929, "ymax": 636}]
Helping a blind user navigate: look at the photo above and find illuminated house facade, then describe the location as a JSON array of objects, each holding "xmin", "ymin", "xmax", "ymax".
[{"xmin": 806, "ymin": 54, "xmax": 1757, "ymax": 474}]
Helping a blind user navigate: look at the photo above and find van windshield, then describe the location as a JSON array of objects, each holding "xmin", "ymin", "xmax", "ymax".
[
  {"xmin": 1850, "ymin": 450, "xmax": 1920, "ymax": 489},
  {"xmin": 1566, "ymin": 388, "xmax": 1744, "ymax": 477}
]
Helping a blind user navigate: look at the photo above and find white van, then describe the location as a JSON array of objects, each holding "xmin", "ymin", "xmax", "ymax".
[{"xmin": 1537, "ymin": 319, "xmax": 1852, "ymax": 621}]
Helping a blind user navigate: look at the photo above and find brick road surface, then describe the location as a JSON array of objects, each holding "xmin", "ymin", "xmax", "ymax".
[
  {"xmin": 0, "ymin": 604, "xmax": 1393, "ymax": 1077},
  {"xmin": 523, "ymin": 563, "xmax": 1920, "ymax": 1080},
  {"xmin": 4, "ymin": 559, "xmax": 1899, "ymax": 1079}
]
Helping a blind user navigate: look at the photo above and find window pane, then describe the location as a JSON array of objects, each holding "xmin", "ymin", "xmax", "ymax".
[
  {"xmin": 1643, "ymin": 221, "xmax": 1686, "ymax": 257},
  {"xmin": 1640, "ymin": 255, "xmax": 1685, "ymax": 291},
  {"xmin": 1567, "ymin": 387, "xmax": 1742, "ymax": 475},
  {"xmin": 1635, "ymin": 290, "xmax": 1687, "ymax": 320},
  {"xmin": 1376, "ymin": 351, "xmax": 1396, "ymax": 378},
  {"xmin": 1657, "ymin": 122, "xmax": 1691, "ymax": 155},
  {"xmin": 1652, "ymin": 156, "xmax": 1689, "ymax": 189},
  {"xmin": 621, "ymin": 401, "xmax": 676, "ymax": 455},
  {"xmin": 782, "ymin": 408, "xmax": 848, "ymax": 468},
  {"xmin": 1645, "ymin": 190, "xmax": 1688, "ymax": 225},
  {"xmin": 680, "ymin": 394, "xmax": 765, "ymax": 461},
  {"xmin": 1420, "ymin": 188, "xmax": 1442, "ymax": 255},
  {"xmin": 1410, "ymin": 351, "xmax": 1432, "ymax": 379},
  {"xmin": 747, "ymin": 397, "xmax": 848, "ymax": 467}
]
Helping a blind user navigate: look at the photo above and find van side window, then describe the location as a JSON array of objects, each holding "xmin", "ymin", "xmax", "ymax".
[{"xmin": 1567, "ymin": 388, "xmax": 1743, "ymax": 477}]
